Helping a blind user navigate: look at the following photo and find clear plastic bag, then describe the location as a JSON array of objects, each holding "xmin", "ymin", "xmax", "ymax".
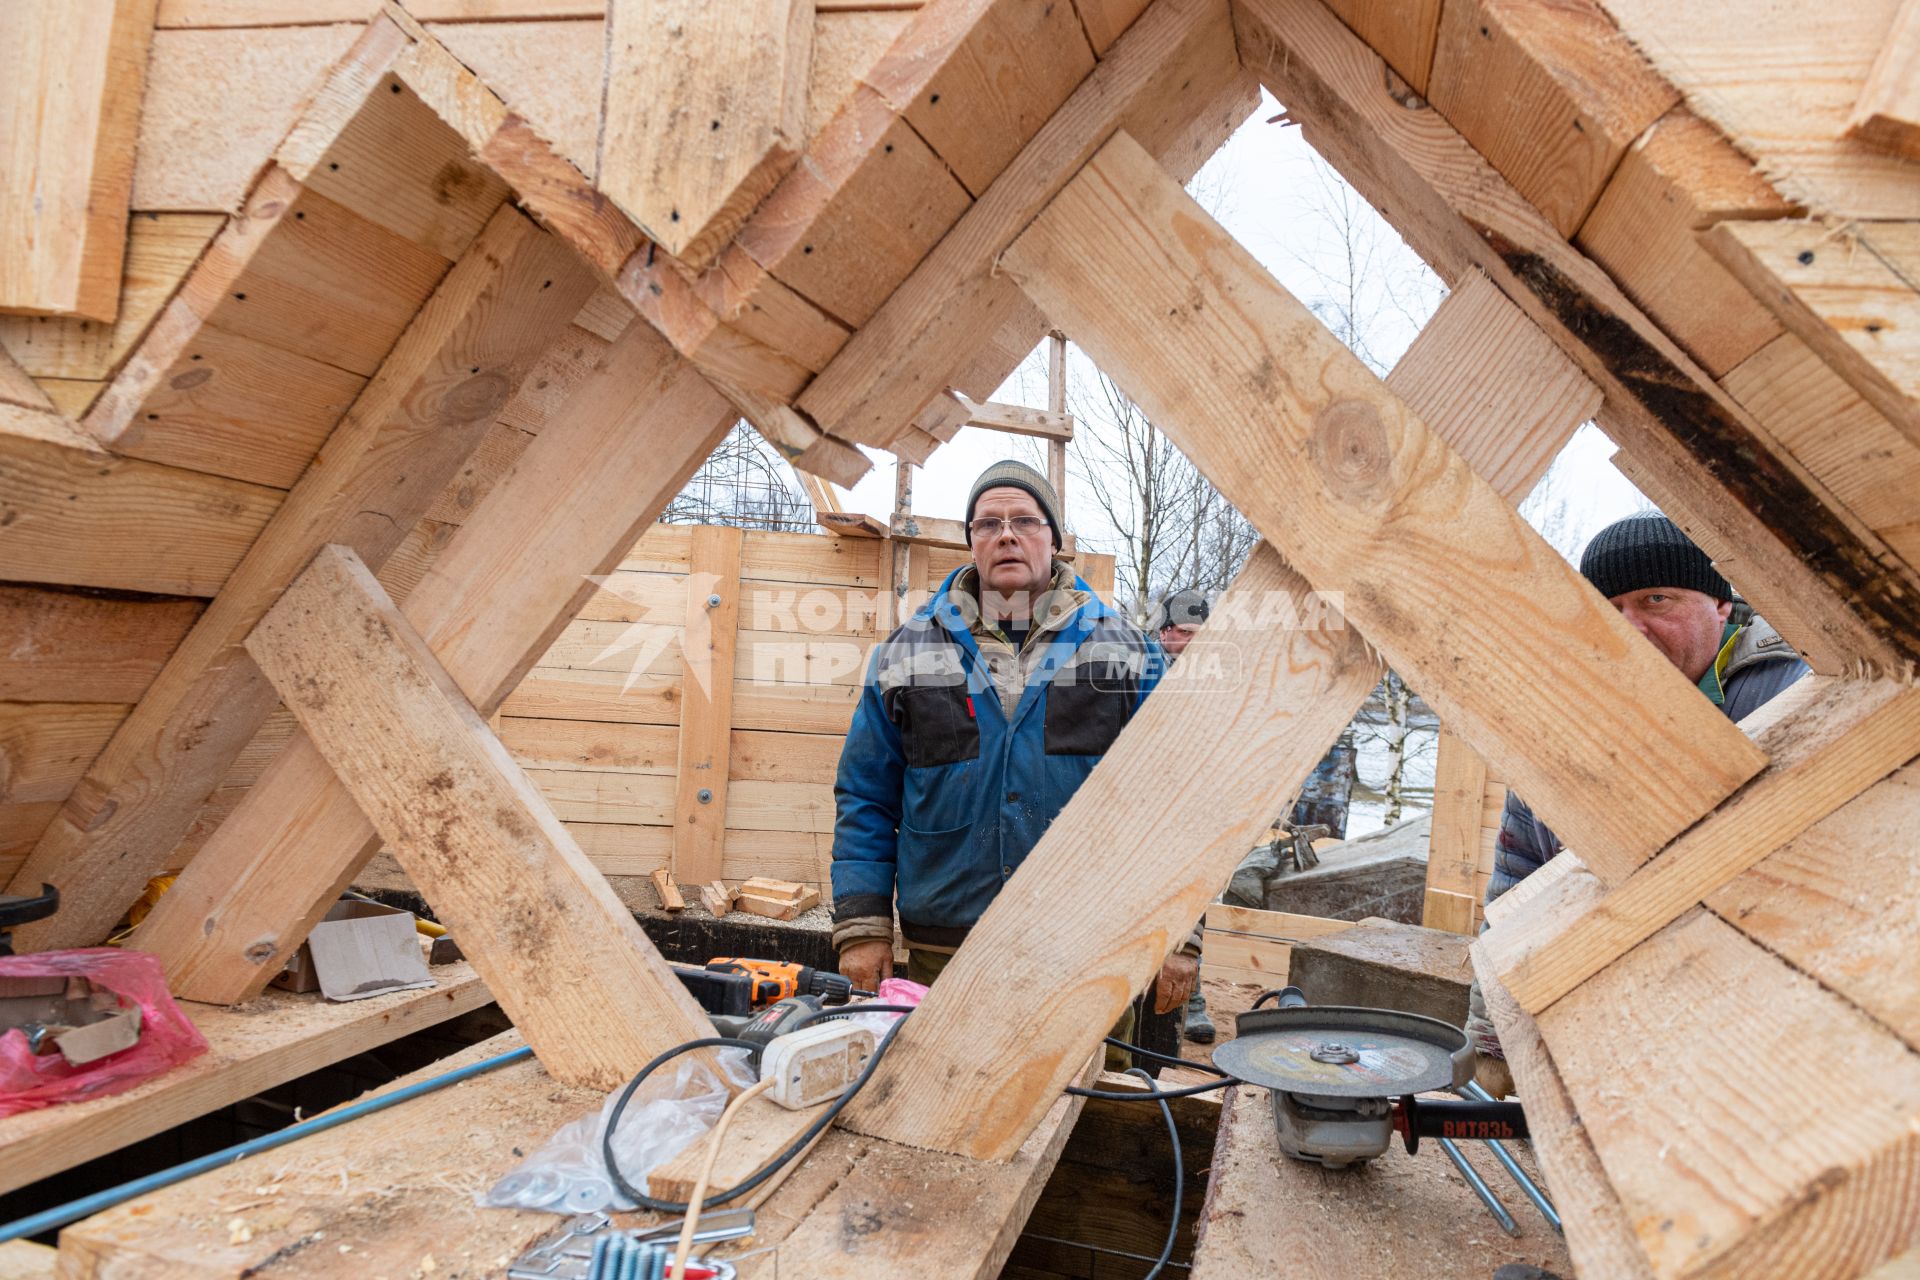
[
  {"xmin": 479, "ymin": 1046, "xmax": 753, "ymax": 1215},
  {"xmin": 0, "ymin": 948, "xmax": 209, "ymax": 1117}
]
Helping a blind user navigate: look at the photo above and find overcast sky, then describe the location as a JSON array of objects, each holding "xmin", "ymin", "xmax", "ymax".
[{"xmin": 826, "ymin": 88, "xmax": 1647, "ymax": 569}]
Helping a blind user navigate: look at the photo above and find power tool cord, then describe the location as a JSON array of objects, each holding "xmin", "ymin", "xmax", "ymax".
[
  {"xmin": 602, "ymin": 1017, "xmax": 910, "ymax": 1213},
  {"xmin": 1122, "ymin": 1066, "xmax": 1182, "ymax": 1280}
]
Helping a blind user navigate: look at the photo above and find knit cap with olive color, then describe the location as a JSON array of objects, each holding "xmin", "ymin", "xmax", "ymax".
[
  {"xmin": 1579, "ymin": 512, "xmax": 1732, "ymax": 602},
  {"xmin": 965, "ymin": 459, "xmax": 1063, "ymax": 548}
]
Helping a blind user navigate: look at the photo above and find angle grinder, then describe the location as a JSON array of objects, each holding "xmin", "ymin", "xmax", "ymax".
[{"xmin": 1211, "ymin": 987, "xmax": 1527, "ymax": 1168}]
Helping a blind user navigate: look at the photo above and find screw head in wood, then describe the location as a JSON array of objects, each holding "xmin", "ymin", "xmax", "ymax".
[{"xmin": 698, "ymin": 788, "xmax": 713, "ymax": 804}]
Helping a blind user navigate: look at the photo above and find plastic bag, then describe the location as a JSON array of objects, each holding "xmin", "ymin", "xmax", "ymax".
[
  {"xmin": 0, "ymin": 948, "xmax": 209, "ymax": 1117},
  {"xmin": 479, "ymin": 1046, "xmax": 754, "ymax": 1215}
]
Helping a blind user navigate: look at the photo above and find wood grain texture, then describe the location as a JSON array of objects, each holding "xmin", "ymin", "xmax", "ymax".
[
  {"xmin": 1542, "ymin": 908, "xmax": 1920, "ymax": 1278},
  {"xmin": 1004, "ymin": 130, "xmax": 1763, "ymax": 881},
  {"xmin": 0, "ymin": 213, "xmax": 223, "ymax": 385},
  {"xmin": 1473, "ymin": 945, "xmax": 1656, "ymax": 1279},
  {"xmin": 600, "ymin": 0, "xmax": 811, "ymax": 269},
  {"xmin": 1574, "ymin": 109, "xmax": 1793, "ymax": 378},
  {"xmin": 1848, "ymin": 0, "xmax": 1920, "ymax": 159},
  {"xmin": 1424, "ymin": 727, "xmax": 1488, "ymax": 909},
  {"xmin": 1600, "ymin": 0, "xmax": 1920, "ymax": 219},
  {"xmin": 1703, "ymin": 218, "xmax": 1920, "ymax": 449},
  {"xmin": 794, "ymin": 0, "xmax": 1245, "ymax": 445},
  {"xmin": 0, "ymin": 401, "xmax": 280, "ymax": 596},
  {"xmin": 0, "ymin": 347, "xmax": 51, "ymax": 412},
  {"xmin": 1708, "ymin": 759, "xmax": 1920, "ymax": 1054},
  {"xmin": 869, "ymin": 0, "xmax": 1096, "ymax": 197},
  {"xmin": 1488, "ymin": 677, "xmax": 1920, "ymax": 1014},
  {"xmin": 0, "ymin": 965, "xmax": 490, "ymax": 1197},
  {"xmin": 1427, "ymin": 0, "xmax": 1676, "ymax": 237},
  {"xmin": 1321, "ymin": 0, "xmax": 1441, "ymax": 94},
  {"xmin": 671, "ymin": 526, "xmax": 744, "ymax": 882},
  {"xmin": 1721, "ymin": 334, "xmax": 1920, "ymax": 576},
  {"xmin": 0, "ymin": 702, "xmax": 127, "ymax": 808},
  {"xmin": 134, "ymin": 322, "xmax": 736, "ymax": 1005},
  {"xmin": 7, "ymin": 206, "xmax": 594, "ymax": 952},
  {"xmin": 1191, "ymin": 1083, "xmax": 1571, "ymax": 1278},
  {"xmin": 0, "ymin": 0, "xmax": 156, "ymax": 322},
  {"xmin": 0, "ymin": 584, "xmax": 203, "ymax": 704},
  {"xmin": 1235, "ymin": 0, "xmax": 1919, "ymax": 675},
  {"xmin": 247, "ymin": 546, "xmax": 714, "ymax": 1088}
]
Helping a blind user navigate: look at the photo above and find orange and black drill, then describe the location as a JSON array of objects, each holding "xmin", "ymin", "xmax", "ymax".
[{"xmin": 669, "ymin": 957, "xmax": 853, "ymax": 1017}]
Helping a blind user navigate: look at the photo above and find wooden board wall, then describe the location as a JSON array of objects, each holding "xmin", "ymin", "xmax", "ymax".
[{"xmin": 497, "ymin": 523, "xmax": 1114, "ymax": 901}]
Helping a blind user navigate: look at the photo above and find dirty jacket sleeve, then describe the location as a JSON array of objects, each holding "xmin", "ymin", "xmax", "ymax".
[{"xmin": 829, "ymin": 652, "xmax": 906, "ymax": 954}]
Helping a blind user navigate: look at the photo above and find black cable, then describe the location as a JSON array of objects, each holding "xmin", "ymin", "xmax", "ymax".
[
  {"xmin": 1066, "ymin": 1076, "xmax": 1236, "ymax": 1100},
  {"xmin": 1103, "ymin": 1036, "xmax": 1229, "ymax": 1077},
  {"xmin": 1126, "ymin": 1065, "xmax": 1181, "ymax": 1280},
  {"xmin": 1251, "ymin": 987, "xmax": 1289, "ymax": 1009},
  {"xmin": 603, "ymin": 1018, "xmax": 909, "ymax": 1213}
]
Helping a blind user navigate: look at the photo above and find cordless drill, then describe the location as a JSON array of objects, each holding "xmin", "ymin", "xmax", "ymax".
[{"xmin": 705, "ymin": 957, "xmax": 852, "ymax": 1007}]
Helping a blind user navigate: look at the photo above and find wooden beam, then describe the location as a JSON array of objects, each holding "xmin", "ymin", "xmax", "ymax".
[
  {"xmin": 1848, "ymin": 0, "xmax": 1920, "ymax": 159},
  {"xmin": 819, "ymin": 510, "xmax": 889, "ymax": 537},
  {"xmin": 8, "ymin": 205, "xmax": 595, "ymax": 952},
  {"xmin": 1538, "ymin": 908, "xmax": 1920, "ymax": 1278},
  {"xmin": 1235, "ymin": 0, "xmax": 1920, "ymax": 675},
  {"xmin": 1473, "ymin": 947, "xmax": 1657, "ymax": 1279},
  {"xmin": 1319, "ymin": 0, "xmax": 1441, "ymax": 95},
  {"xmin": 1423, "ymin": 727, "xmax": 1487, "ymax": 931},
  {"xmin": 0, "ymin": 346, "xmax": 52, "ymax": 412},
  {"xmin": 1047, "ymin": 329, "xmax": 1069, "ymax": 501},
  {"xmin": 133, "ymin": 322, "xmax": 739, "ymax": 1005},
  {"xmin": 1702, "ymin": 218, "xmax": 1920, "ymax": 450},
  {"xmin": 950, "ymin": 390, "xmax": 1074, "ymax": 441},
  {"xmin": 0, "ymin": 402, "xmax": 279, "ymax": 597},
  {"xmin": 794, "ymin": 0, "xmax": 1247, "ymax": 446},
  {"xmin": 1707, "ymin": 759, "xmax": 1920, "ymax": 1054},
  {"xmin": 0, "ymin": 964, "xmax": 490, "ymax": 1197},
  {"xmin": 246, "ymin": 546, "xmax": 714, "ymax": 1088},
  {"xmin": 1004, "ymin": 130, "xmax": 1762, "ymax": 882},
  {"xmin": 0, "ymin": 584, "xmax": 203, "ymax": 704},
  {"xmin": 0, "ymin": 0, "xmax": 155, "ymax": 323},
  {"xmin": 1485, "ymin": 677, "xmax": 1920, "ymax": 1014},
  {"xmin": 1426, "ymin": 0, "xmax": 1677, "ymax": 237},
  {"xmin": 671, "ymin": 525, "xmax": 744, "ymax": 884},
  {"xmin": 600, "ymin": 0, "xmax": 812, "ymax": 270},
  {"xmin": 1573, "ymin": 109, "xmax": 1795, "ymax": 379}
]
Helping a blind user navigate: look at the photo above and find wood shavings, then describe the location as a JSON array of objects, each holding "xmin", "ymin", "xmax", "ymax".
[{"xmin": 227, "ymin": 1218, "xmax": 252, "ymax": 1245}]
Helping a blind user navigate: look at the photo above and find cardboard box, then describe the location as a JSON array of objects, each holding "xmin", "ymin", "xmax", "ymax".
[{"xmin": 272, "ymin": 901, "xmax": 435, "ymax": 1002}]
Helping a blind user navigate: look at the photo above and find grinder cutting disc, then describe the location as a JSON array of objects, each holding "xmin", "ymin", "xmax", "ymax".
[{"xmin": 1212, "ymin": 1005, "xmax": 1473, "ymax": 1098}]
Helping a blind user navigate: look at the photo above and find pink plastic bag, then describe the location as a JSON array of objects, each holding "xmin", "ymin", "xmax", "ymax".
[{"xmin": 0, "ymin": 948, "xmax": 208, "ymax": 1117}]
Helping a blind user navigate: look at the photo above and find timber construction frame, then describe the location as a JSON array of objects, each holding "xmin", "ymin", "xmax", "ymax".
[{"xmin": 2, "ymin": 0, "xmax": 1917, "ymax": 1276}]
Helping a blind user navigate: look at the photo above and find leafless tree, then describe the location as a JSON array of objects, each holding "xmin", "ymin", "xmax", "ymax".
[{"xmin": 661, "ymin": 421, "xmax": 814, "ymax": 532}]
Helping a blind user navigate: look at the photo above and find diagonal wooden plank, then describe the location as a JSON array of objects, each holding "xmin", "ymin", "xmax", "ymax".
[
  {"xmin": 843, "ymin": 258, "xmax": 1597, "ymax": 1160},
  {"xmin": 1234, "ymin": 0, "xmax": 1919, "ymax": 676},
  {"xmin": 845, "ymin": 543, "xmax": 1380, "ymax": 1158},
  {"xmin": 1486, "ymin": 676, "xmax": 1920, "ymax": 1015},
  {"xmin": 1003, "ymin": 130, "xmax": 1763, "ymax": 882},
  {"xmin": 7, "ymin": 205, "xmax": 597, "ymax": 950},
  {"xmin": 246, "ymin": 545, "xmax": 714, "ymax": 1089},
  {"xmin": 135, "ymin": 322, "xmax": 739, "ymax": 1004},
  {"xmin": 0, "ymin": 0, "xmax": 156, "ymax": 323},
  {"xmin": 599, "ymin": 0, "xmax": 812, "ymax": 270},
  {"xmin": 1847, "ymin": 0, "xmax": 1920, "ymax": 160}
]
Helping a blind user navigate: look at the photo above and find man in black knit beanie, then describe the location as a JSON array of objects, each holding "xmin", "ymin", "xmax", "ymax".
[{"xmin": 1467, "ymin": 511, "xmax": 1808, "ymax": 1094}]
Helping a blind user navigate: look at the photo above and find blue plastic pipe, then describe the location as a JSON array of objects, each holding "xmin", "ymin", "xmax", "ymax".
[{"xmin": 0, "ymin": 1043, "xmax": 533, "ymax": 1244}]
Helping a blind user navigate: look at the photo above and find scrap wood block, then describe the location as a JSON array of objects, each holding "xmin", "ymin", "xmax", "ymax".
[
  {"xmin": 701, "ymin": 880, "xmax": 736, "ymax": 916},
  {"xmin": 741, "ymin": 875, "xmax": 806, "ymax": 901},
  {"xmin": 650, "ymin": 867, "xmax": 686, "ymax": 912},
  {"xmin": 736, "ymin": 888, "xmax": 820, "ymax": 921}
]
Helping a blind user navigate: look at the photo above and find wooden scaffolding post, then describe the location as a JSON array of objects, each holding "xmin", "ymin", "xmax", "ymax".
[
  {"xmin": 247, "ymin": 545, "xmax": 715, "ymax": 1090},
  {"xmin": 671, "ymin": 525, "xmax": 744, "ymax": 885},
  {"xmin": 1047, "ymin": 330, "xmax": 1069, "ymax": 502}
]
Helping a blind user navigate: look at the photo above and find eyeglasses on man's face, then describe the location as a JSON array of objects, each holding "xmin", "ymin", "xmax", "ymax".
[{"xmin": 969, "ymin": 515, "xmax": 1049, "ymax": 539}]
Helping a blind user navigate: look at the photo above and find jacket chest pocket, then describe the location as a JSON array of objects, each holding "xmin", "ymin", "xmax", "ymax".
[
  {"xmin": 1044, "ymin": 670, "xmax": 1133, "ymax": 756},
  {"xmin": 892, "ymin": 683, "xmax": 980, "ymax": 769}
]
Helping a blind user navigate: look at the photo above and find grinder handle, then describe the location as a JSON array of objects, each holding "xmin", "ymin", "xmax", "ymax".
[{"xmin": 1253, "ymin": 984, "xmax": 1309, "ymax": 1010}]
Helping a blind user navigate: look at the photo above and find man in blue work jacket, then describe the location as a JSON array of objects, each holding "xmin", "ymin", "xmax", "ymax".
[{"xmin": 830, "ymin": 460, "xmax": 1198, "ymax": 1035}]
